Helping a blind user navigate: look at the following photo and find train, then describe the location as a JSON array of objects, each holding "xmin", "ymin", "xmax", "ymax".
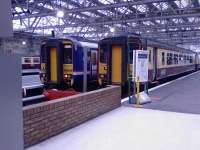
[
  {"xmin": 22, "ymin": 56, "xmax": 44, "ymax": 104},
  {"xmin": 195, "ymin": 52, "xmax": 200, "ymax": 70},
  {"xmin": 40, "ymin": 37, "xmax": 98, "ymax": 90},
  {"xmin": 98, "ymin": 35, "xmax": 199, "ymax": 86},
  {"xmin": 22, "ymin": 56, "xmax": 40, "ymax": 70},
  {"xmin": 40, "ymin": 35, "xmax": 200, "ymax": 92}
]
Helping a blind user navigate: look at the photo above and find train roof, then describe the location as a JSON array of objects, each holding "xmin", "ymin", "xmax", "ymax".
[
  {"xmin": 100, "ymin": 34, "xmax": 195, "ymax": 54},
  {"xmin": 44, "ymin": 36, "xmax": 98, "ymax": 49}
]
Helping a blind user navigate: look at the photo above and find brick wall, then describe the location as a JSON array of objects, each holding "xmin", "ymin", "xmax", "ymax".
[{"xmin": 23, "ymin": 86, "xmax": 121, "ymax": 148}]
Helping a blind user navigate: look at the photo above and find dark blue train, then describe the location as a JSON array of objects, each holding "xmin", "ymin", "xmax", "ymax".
[{"xmin": 40, "ymin": 37, "xmax": 99, "ymax": 91}]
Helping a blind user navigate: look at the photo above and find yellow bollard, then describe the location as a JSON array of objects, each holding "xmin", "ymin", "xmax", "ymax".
[{"xmin": 133, "ymin": 77, "xmax": 143, "ymax": 108}]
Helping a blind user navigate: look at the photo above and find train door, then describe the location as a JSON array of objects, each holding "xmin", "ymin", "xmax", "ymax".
[
  {"xmin": 152, "ymin": 47, "xmax": 157, "ymax": 80},
  {"xmin": 91, "ymin": 50, "xmax": 98, "ymax": 77},
  {"xmin": 111, "ymin": 45, "xmax": 122, "ymax": 84},
  {"xmin": 50, "ymin": 48, "xmax": 58, "ymax": 82}
]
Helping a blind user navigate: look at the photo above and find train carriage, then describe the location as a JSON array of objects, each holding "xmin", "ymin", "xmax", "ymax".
[
  {"xmin": 22, "ymin": 56, "xmax": 40, "ymax": 69},
  {"xmin": 98, "ymin": 35, "xmax": 143, "ymax": 86},
  {"xmin": 98, "ymin": 35, "xmax": 197, "ymax": 86},
  {"xmin": 40, "ymin": 37, "xmax": 99, "ymax": 90},
  {"xmin": 147, "ymin": 40, "xmax": 196, "ymax": 81},
  {"xmin": 195, "ymin": 52, "xmax": 200, "ymax": 70}
]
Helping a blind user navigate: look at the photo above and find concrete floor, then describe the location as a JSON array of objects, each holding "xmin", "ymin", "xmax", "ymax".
[
  {"xmin": 145, "ymin": 71, "xmax": 200, "ymax": 114},
  {"xmin": 27, "ymin": 71, "xmax": 200, "ymax": 150}
]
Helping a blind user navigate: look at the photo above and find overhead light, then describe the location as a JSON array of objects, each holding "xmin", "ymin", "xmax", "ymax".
[
  {"xmin": 110, "ymin": 27, "xmax": 115, "ymax": 33},
  {"xmin": 22, "ymin": 41, "xmax": 26, "ymax": 45},
  {"xmin": 57, "ymin": 10, "xmax": 64, "ymax": 18}
]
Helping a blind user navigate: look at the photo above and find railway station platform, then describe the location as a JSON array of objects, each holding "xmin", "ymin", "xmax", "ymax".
[
  {"xmin": 27, "ymin": 71, "xmax": 200, "ymax": 150},
  {"xmin": 145, "ymin": 71, "xmax": 200, "ymax": 114}
]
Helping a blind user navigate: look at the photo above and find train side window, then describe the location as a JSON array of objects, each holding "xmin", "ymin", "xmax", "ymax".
[
  {"xmin": 24, "ymin": 57, "xmax": 31, "ymax": 64},
  {"xmin": 170, "ymin": 53, "xmax": 173, "ymax": 64},
  {"xmin": 189, "ymin": 56, "xmax": 193, "ymax": 63},
  {"xmin": 179, "ymin": 54, "xmax": 182, "ymax": 62},
  {"xmin": 174, "ymin": 54, "xmax": 178, "ymax": 64},
  {"xmin": 167, "ymin": 53, "xmax": 170, "ymax": 65},
  {"xmin": 162, "ymin": 52, "xmax": 165, "ymax": 65},
  {"xmin": 63, "ymin": 45, "xmax": 73, "ymax": 64},
  {"xmin": 149, "ymin": 50, "xmax": 151, "ymax": 63},
  {"xmin": 187, "ymin": 55, "xmax": 190, "ymax": 63},
  {"xmin": 167, "ymin": 53, "xmax": 173, "ymax": 65},
  {"xmin": 184, "ymin": 55, "xmax": 187, "ymax": 63},
  {"xmin": 33, "ymin": 57, "xmax": 40, "ymax": 64}
]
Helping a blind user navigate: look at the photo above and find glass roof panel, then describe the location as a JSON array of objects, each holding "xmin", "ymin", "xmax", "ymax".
[
  {"xmin": 137, "ymin": 5, "xmax": 147, "ymax": 12},
  {"xmin": 101, "ymin": 0, "xmax": 114, "ymax": 4},
  {"xmin": 153, "ymin": 2, "xmax": 169, "ymax": 10},
  {"xmin": 175, "ymin": 0, "xmax": 189, "ymax": 8}
]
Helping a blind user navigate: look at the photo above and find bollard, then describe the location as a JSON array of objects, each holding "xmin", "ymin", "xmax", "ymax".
[{"xmin": 133, "ymin": 77, "xmax": 143, "ymax": 108}]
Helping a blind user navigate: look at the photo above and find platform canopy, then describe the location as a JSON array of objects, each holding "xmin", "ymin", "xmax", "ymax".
[{"xmin": 12, "ymin": 0, "xmax": 200, "ymax": 46}]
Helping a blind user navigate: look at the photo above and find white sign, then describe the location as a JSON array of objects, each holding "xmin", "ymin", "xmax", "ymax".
[{"xmin": 133, "ymin": 50, "xmax": 149, "ymax": 82}]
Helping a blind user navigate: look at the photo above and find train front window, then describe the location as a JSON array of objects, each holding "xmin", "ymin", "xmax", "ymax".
[
  {"xmin": 41, "ymin": 45, "xmax": 47, "ymax": 63},
  {"xmin": 100, "ymin": 48, "xmax": 107, "ymax": 63},
  {"xmin": 63, "ymin": 45, "xmax": 73, "ymax": 64},
  {"xmin": 91, "ymin": 52, "xmax": 97, "ymax": 65}
]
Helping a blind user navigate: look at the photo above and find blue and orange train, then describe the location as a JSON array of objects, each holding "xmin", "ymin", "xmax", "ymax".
[{"xmin": 40, "ymin": 37, "xmax": 98, "ymax": 90}]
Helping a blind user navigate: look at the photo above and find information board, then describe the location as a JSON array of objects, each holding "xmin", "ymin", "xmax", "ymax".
[{"xmin": 133, "ymin": 50, "xmax": 149, "ymax": 82}]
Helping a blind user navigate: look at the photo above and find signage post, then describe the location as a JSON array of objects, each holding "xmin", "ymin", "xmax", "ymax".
[{"xmin": 132, "ymin": 50, "xmax": 151, "ymax": 106}]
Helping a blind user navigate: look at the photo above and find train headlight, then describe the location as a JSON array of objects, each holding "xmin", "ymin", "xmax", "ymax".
[
  {"xmin": 64, "ymin": 75, "xmax": 68, "ymax": 78},
  {"xmin": 64, "ymin": 74, "xmax": 72, "ymax": 80},
  {"xmin": 100, "ymin": 74, "xmax": 104, "ymax": 78}
]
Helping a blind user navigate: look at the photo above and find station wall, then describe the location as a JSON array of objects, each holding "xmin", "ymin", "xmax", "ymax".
[{"xmin": 0, "ymin": 35, "xmax": 43, "ymax": 55}]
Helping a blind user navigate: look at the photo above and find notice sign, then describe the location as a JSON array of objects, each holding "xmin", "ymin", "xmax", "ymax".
[{"xmin": 133, "ymin": 50, "xmax": 149, "ymax": 82}]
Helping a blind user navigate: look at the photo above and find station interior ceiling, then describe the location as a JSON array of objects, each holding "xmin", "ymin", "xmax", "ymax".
[{"xmin": 11, "ymin": 0, "xmax": 200, "ymax": 51}]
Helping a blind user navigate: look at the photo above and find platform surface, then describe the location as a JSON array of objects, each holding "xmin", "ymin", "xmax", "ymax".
[
  {"xmin": 26, "ymin": 71, "xmax": 200, "ymax": 150},
  {"xmin": 27, "ymin": 107, "xmax": 200, "ymax": 150},
  {"xmin": 145, "ymin": 71, "xmax": 200, "ymax": 114}
]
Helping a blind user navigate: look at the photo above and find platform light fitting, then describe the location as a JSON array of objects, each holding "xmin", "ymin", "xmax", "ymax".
[
  {"xmin": 110, "ymin": 27, "xmax": 115, "ymax": 33},
  {"xmin": 57, "ymin": 10, "xmax": 64, "ymax": 18},
  {"xmin": 22, "ymin": 41, "xmax": 26, "ymax": 45}
]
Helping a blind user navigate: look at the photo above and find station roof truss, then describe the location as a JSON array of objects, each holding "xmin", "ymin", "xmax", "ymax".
[{"xmin": 12, "ymin": 0, "xmax": 200, "ymax": 46}]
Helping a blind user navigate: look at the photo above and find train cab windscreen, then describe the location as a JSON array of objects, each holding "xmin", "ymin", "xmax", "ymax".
[
  {"xmin": 63, "ymin": 44, "xmax": 73, "ymax": 64},
  {"xmin": 41, "ymin": 45, "xmax": 47, "ymax": 63},
  {"xmin": 100, "ymin": 48, "xmax": 107, "ymax": 63},
  {"xmin": 128, "ymin": 43, "xmax": 141, "ymax": 64}
]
